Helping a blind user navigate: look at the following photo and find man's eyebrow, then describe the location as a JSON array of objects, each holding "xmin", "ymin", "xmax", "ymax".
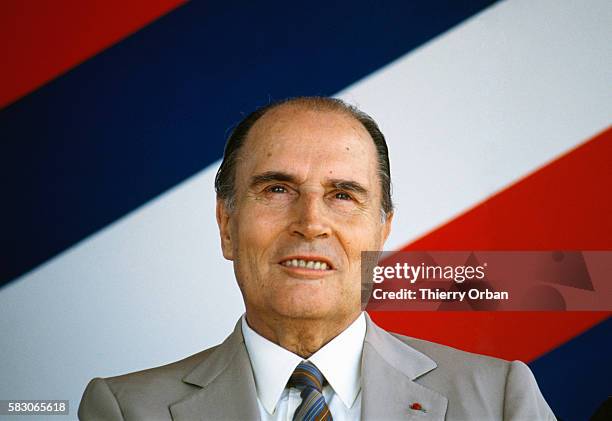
[
  {"xmin": 249, "ymin": 172, "xmax": 369, "ymax": 196},
  {"xmin": 249, "ymin": 171, "xmax": 298, "ymax": 188},
  {"xmin": 328, "ymin": 179, "xmax": 369, "ymax": 196}
]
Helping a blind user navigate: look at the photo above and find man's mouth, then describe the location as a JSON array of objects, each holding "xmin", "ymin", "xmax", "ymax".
[{"xmin": 279, "ymin": 258, "xmax": 333, "ymax": 271}]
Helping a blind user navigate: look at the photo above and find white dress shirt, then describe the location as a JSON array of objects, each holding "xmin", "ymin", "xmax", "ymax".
[{"xmin": 241, "ymin": 313, "xmax": 366, "ymax": 421}]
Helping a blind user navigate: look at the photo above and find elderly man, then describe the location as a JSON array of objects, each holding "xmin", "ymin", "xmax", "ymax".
[{"xmin": 79, "ymin": 97, "xmax": 555, "ymax": 420}]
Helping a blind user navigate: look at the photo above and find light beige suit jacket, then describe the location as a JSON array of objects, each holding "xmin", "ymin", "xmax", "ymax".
[{"xmin": 79, "ymin": 314, "xmax": 556, "ymax": 420}]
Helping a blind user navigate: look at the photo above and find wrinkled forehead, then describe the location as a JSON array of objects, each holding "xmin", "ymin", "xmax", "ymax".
[{"xmin": 236, "ymin": 105, "xmax": 380, "ymax": 188}]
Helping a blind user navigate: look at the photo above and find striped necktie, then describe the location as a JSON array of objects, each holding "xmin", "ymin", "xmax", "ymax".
[{"xmin": 288, "ymin": 361, "xmax": 333, "ymax": 421}]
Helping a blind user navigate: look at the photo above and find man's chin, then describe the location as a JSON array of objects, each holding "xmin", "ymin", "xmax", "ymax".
[
  {"xmin": 271, "ymin": 302, "xmax": 336, "ymax": 321},
  {"xmin": 272, "ymin": 300, "xmax": 358, "ymax": 322}
]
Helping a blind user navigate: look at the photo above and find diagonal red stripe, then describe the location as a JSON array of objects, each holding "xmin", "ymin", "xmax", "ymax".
[
  {"xmin": 371, "ymin": 311, "xmax": 609, "ymax": 362},
  {"xmin": 0, "ymin": 0, "xmax": 187, "ymax": 109},
  {"xmin": 371, "ymin": 126, "xmax": 612, "ymax": 361}
]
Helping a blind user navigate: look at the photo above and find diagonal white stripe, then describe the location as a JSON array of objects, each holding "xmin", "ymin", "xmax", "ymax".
[{"xmin": 338, "ymin": 0, "xmax": 612, "ymax": 250}]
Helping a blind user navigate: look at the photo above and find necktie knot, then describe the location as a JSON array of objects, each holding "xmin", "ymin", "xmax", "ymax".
[
  {"xmin": 288, "ymin": 361, "xmax": 332, "ymax": 420},
  {"xmin": 288, "ymin": 361, "xmax": 325, "ymax": 393}
]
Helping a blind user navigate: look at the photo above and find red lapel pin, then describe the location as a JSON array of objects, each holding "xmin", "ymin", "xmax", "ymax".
[{"xmin": 410, "ymin": 402, "xmax": 427, "ymax": 413}]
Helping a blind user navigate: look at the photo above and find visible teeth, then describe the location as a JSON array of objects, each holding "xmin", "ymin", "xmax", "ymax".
[{"xmin": 281, "ymin": 259, "xmax": 330, "ymax": 270}]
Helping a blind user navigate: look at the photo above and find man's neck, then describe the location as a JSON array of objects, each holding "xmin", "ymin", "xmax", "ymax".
[{"xmin": 245, "ymin": 311, "xmax": 361, "ymax": 358}]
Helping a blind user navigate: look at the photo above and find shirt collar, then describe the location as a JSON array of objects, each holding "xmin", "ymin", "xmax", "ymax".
[{"xmin": 241, "ymin": 312, "xmax": 366, "ymax": 414}]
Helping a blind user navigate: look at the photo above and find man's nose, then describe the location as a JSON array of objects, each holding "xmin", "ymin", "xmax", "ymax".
[{"xmin": 290, "ymin": 192, "xmax": 331, "ymax": 240}]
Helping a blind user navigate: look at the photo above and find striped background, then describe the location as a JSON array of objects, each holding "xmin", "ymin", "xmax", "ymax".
[{"xmin": 1, "ymin": 1, "xmax": 610, "ymax": 419}]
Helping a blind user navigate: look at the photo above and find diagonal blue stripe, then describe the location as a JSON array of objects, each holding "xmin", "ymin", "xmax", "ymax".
[
  {"xmin": 0, "ymin": 0, "xmax": 497, "ymax": 286},
  {"xmin": 528, "ymin": 317, "xmax": 611, "ymax": 421}
]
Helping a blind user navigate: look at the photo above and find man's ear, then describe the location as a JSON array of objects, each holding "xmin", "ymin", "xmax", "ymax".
[
  {"xmin": 380, "ymin": 211, "xmax": 394, "ymax": 248},
  {"xmin": 216, "ymin": 198, "xmax": 234, "ymax": 261}
]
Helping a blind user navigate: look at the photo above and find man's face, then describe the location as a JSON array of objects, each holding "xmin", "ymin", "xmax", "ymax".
[{"xmin": 217, "ymin": 105, "xmax": 392, "ymax": 325}]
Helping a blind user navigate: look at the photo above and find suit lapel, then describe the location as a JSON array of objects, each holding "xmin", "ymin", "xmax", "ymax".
[
  {"xmin": 168, "ymin": 314, "xmax": 448, "ymax": 420},
  {"xmin": 361, "ymin": 314, "xmax": 448, "ymax": 420},
  {"xmin": 169, "ymin": 320, "xmax": 260, "ymax": 421}
]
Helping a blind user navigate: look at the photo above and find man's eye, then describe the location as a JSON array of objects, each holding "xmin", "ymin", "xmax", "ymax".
[
  {"xmin": 267, "ymin": 185, "xmax": 287, "ymax": 194},
  {"xmin": 334, "ymin": 192, "xmax": 353, "ymax": 201}
]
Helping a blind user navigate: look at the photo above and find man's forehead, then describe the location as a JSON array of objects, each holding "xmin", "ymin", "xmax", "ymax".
[
  {"xmin": 247, "ymin": 103, "xmax": 370, "ymax": 146},
  {"xmin": 237, "ymin": 105, "xmax": 378, "ymax": 183}
]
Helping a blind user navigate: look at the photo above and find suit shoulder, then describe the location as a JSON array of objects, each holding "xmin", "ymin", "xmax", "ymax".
[
  {"xmin": 105, "ymin": 344, "xmax": 219, "ymax": 389},
  {"xmin": 79, "ymin": 345, "xmax": 221, "ymax": 420},
  {"xmin": 389, "ymin": 331, "xmax": 510, "ymax": 375}
]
